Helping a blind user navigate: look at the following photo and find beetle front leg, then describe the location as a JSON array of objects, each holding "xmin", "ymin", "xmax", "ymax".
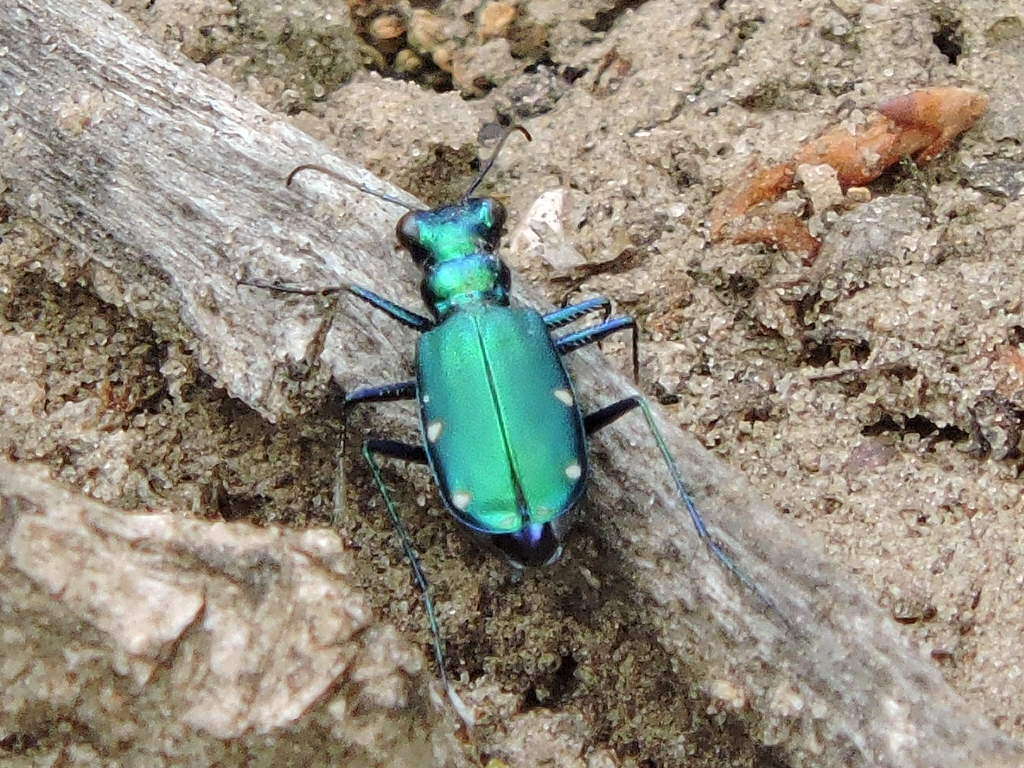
[
  {"xmin": 555, "ymin": 316, "xmax": 640, "ymax": 382},
  {"xmin": 542, "ymin": 296, "xmax": 612, "ymax": 330},
  {"xmin": 240, "ymin": 279, "xmax": 434, "ymax": 331}
]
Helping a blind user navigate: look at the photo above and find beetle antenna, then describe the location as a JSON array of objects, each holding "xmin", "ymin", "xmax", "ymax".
[
  {"xmin": 461, "ymin": 125, "xmax": 532, "ymax": 202},
  {"xmin": 286, "ymin": 164, "xmax": 424, "ymax": 211}
]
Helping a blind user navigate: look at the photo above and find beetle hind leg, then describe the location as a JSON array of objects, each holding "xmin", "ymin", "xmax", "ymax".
[
  {"xmin": 585, "ymin": 396, "xmax": 785, "ymax": 622},
  {"xmin": 360, "ymin": 438, "xmax": 474, "ymax": 721}
]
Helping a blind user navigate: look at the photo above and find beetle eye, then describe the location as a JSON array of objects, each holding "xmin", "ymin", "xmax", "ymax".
[
  {"xmin": 475, "ymin": 199, "xmax": 506, "ymax": 252},
  {"xmin": 486, "ymin": 199, "xmax": 507, "ymax": 234},
  {"xmin": 396, "ymin": 211, "xmax": 428, "ymax": 263}
]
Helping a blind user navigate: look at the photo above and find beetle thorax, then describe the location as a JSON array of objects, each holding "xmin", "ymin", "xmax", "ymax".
[
  {"xmin": 396, "ymin": 197, "xmax": 511, "ymax": 318},
  {"xmin": 423, "ymin": 254, "xmax": 509, "ymax": 316}
]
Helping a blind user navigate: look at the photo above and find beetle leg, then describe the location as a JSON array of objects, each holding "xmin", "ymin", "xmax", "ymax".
[
  {"xmin": 542, "ymin": 296, "xmax": 612, "ymax": 330},
  {"xmin": 585, "ymin": 396, "xmax": 785, "ymax": 623},
  {"xmin": 360, "ymin": 438, "xmax": 474, "ymax": 721},
  {"xmin": 583, "ymin": 395, "xmax": 641, "ymax": 434},
  {"xmin": 346, "ymin": 285, "xmax": 434, "ymax": 331},
  {"xmin": 555, "ymin": 316, "xmax": 640, "ymax": 382},
  {"xmin": 344, "ymin": 380, "xmax": 417, "ymax": 407},
  {"xmin": 364, "ymin": 438, "xmax": 427, "ymax": 463},
  {"xmin": 240, "ymin": 279, "xmax": 433, "ymax": 331}
]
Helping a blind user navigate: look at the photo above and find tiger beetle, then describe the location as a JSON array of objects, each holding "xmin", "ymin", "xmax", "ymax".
[{"xmin": 242, "ymin": 126, "xmax": 778, "ymax": 720}]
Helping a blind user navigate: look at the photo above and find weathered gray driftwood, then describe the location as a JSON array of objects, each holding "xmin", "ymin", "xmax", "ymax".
[
  {"xmin": 0, "ymin": 460, "xmax": 463, "ymax": 766},
  {"xmin": 0, "ymin": 1, "xmax": 1020, "ymax": 766}
]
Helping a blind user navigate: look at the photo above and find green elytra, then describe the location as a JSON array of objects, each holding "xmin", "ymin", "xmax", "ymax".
[{"xmin": 243, "ymin": 127, "xmax": 780, "ymax": 719}]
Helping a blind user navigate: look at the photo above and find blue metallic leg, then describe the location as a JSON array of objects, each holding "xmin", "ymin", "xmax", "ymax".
[
  {"xmin": 343, "ymin": 385, "xmax": 448, "ymax": 692},
  {"xmin": 345, "ymin": 380, "xmax": 416, "ymax": 406},
  {"xmin": 364, "ymin": 438, "xmax": 426, "ymax": 464},
  {"xmin": 335, "ymin": 383, "xmax": 415, "ymax": 525},
  {"xmin": 240, "ymin": 279, "xmax": 433, "ymax": 331},
  {"xmin": 585, "ymin": 396, "xmax": 783, "ymax": 619},
  {"xmin": 543, "ymin": 296, "xmax": 612, "ymax": 330},
  {"xmin": 555, "ymin": 316, "xmax": 640, "ymax": 382},
  {"xmin": 361, "ymin": 438, "xmax": 472, "ymax": 720}
]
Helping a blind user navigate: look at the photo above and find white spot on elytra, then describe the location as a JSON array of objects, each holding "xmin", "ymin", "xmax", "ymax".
[
  {"xmin": 451, "ymin": 491, "xmax": 472, "ymax": 510},
  {"xmin": 553, "ymin": 388, "xmax": 573, "ymax": 406},
  {"xmin": 564, "ymin": 462, "xmax": 581, "ymax": 480},
  {"xmin": 427, "ymin": 420, "xmax": 443, "ymax": 443},
  {"xmin": 422, "ymin": 394, "xmax": 430, "ymax": 404}
]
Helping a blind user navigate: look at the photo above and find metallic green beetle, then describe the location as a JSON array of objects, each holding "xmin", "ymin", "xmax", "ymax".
[{"xmin": 245, "ymin": 128, "xmax": 775, "ymax": 715}]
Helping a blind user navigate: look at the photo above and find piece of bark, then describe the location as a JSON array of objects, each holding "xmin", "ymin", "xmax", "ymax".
[
  {"xmin": 0, "ymin": 460, "xmax": 463, "ymax": 765},
  {"xmin": 0, "ymin": 1, "xmax": 1020, "ymax": 767}
]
